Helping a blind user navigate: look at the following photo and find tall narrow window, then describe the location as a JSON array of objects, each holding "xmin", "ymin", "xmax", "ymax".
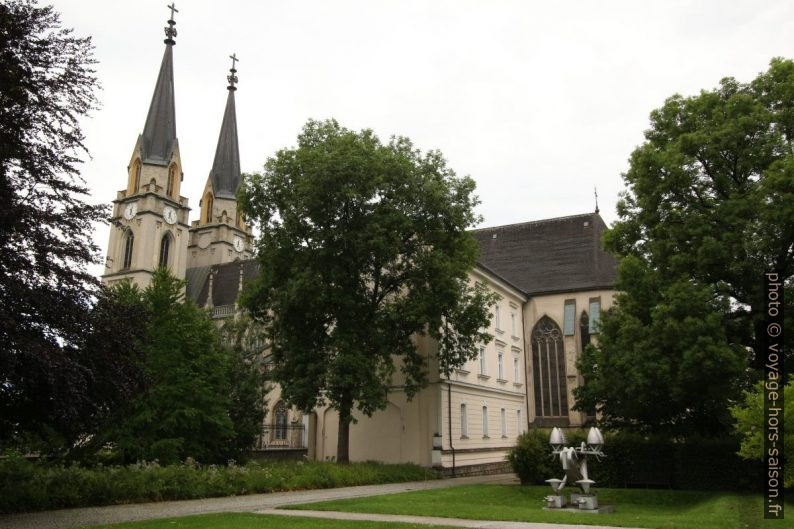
[
  {"xmin": 460, "ymin": 403, "xmax": 468, "ymax": 438},
  {"xmin": 531, "ymin": 316, "xmax": 569, "ymax": 422},
  {"xmin": 517, "ymin": 409, "xmax": 523, "ymax": 435},
  {"xmin": 132, "ymin": 160, "xmax": 141, "ymax": 193},
  {"xmin": 513, "ymin": 357, "xmax": 520, "ymax": 383},
  {"xmin": 479, "ymin": 346, "xmax": 486, "ymax": 375},
  {"xmin": 166, "ymin": 164, "xmax": 176, "ymax": 197},
  {"xmin": 589, "ymin": 298, "xmax": 601, "ymax": 334},
  {"xmin": 494, "ymin": 304, "xmax": 501, "ymax": 330},
  {"xmin": 511, "ymin": 313, "xmax": 517, "ymax": 336},
  {"xmin": 500, "ymin": 408, "xmax": 507, "ymax": 437},
  {"xmin": 563, "ymin": 299, "xmax": 576, "ymax": 336},
  {"xmin": 497, "ymin": 351, "xmax": 504, "ymax": 380},
  {"xmin": 159, "ymin": 234, "xmax": 171, "ymax": 268},
  {"xmin": 122, "ymin": 230, "xmax": 134, "ymax": 269},
  {"xmin": 205, "ymin": 194, "xmax": 214, "ymax": 223},
  {"xmin": 482, "ymin": 406, "xmax": 489, "ymax": 437},
  {"xmin": 273, "ymin": 401, "xmax": 288, "ymax": 441},
  {"xmin": 580, "ymin": 311, "xmax": 591, "ymax": 352}
]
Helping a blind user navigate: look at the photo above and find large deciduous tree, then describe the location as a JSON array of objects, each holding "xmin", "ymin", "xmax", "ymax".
[
  {"xmin": 0, "ymin": 1, "xmax": 130, "ymax": 446},
  {"xmin": 99, "ymin": 269, "xmax": 264, "ymax": 464},
  {"xmin": 240, "ymin": 119, "xmax": 494, "ymax": 462},
  {"xmin": 575, "ymin": 58, "xmax": 794, "ymax": 436}
]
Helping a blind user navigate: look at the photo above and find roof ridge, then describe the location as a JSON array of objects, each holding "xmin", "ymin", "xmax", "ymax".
[{"xmin": 472, "ymin": 212, "xmax": 596, "ymax": 232}]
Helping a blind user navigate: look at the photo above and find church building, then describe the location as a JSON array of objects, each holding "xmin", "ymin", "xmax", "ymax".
[{"xmin": 102, "ymin": 10, "xmax": 617, "ymax": 475}]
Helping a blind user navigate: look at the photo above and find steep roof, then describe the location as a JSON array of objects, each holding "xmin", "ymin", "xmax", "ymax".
[
  {"xmin": 472, "ymin": 212, "xmax": 618, "ymax": 296},
  {"xmin": 140, "ymin": 43, "xmax": 177, "ymax": 165},
  {"xmin": 186, "ymin": 260, "xmax": 260, "ymax": 307},
  {"xmin": 209, "ymin": 88, "xmax": 241, "ymax": 199}
]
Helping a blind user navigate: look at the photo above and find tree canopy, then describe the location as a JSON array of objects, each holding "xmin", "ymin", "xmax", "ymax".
[
  {"xmin": 575, "ymin": 58, "xmax": 794, "ymax": 436},
  {"xmin": 97, "ymin": 269, "xmax": 265, "ymax": 464},
  {"xmin": 240, "ymin": 119, "xmax": 494, "ymax": 462},
  {"xmin": 0, "ymin": 0, "xmax": 133, "ymax": 447}
]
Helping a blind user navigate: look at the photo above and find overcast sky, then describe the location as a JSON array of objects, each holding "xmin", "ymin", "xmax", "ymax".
[{"xmin": 55, "ymin": 0, "xmax": 793, "ymax": 278}]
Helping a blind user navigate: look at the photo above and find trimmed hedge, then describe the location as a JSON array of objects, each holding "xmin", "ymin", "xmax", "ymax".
[
  {"xmin": 508, "ymin": 429, "xmax": 764, "ymax": 491},
  {"xmin": 0, "ymin": 457, "xmax": 438, "ymax": 514}
]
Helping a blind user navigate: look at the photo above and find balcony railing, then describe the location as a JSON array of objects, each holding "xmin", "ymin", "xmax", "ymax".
[
  {"xmin": 212, "ymin": 304, "xmax": 236, "ymax": 319},
  {"xmin": 255, "ymin": 424, "xmax": 306, "ymax": 450}
]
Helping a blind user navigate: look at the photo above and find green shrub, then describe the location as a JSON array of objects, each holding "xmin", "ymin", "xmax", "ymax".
[
  {"xmin": 508, "ymin": 429, "xmax": 764, "ymax": 491},
  {"xmin": 507, "ymin": 428, "xmax": 556, "ymax": 484},
  {"xmin": 0, "ymin": 456, "xmax": 438, "ymax": 514}
]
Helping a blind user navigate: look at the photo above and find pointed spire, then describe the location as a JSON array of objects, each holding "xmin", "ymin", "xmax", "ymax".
[
  {"xmin": 140, "ymin": 4, "xmax": 178, "ymax": 165},
  {"xmin": 210, "ymin": 55, "xmax": 241, "ymax": 199}
]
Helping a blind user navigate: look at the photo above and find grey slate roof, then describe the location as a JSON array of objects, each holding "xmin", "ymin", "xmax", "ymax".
[
  {"xmin": 184, "ymin": 213, "xmax": 617, "ymax": 308},
  {"xmin": 472, "ymin": 212, "xmax": 617, "ymax": 296},
  {"xmin": 209, "ymin": 89, "xmax": 241, "ymax": 199},
  {"xmin": 140, "ymin": 43, "xmax": 177, "ymax": 165},
  {"xmin": 187, "ymin": 260, "xmax": 260, "ymax": 307}
]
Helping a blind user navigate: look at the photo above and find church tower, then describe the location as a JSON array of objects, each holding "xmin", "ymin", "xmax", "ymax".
[
  {"xmin": 103, "ymin": 6, "xmax": 190, "ymax": 288},
  {"xmin": 187, "ymin": 56, "xmax": 252, "ymax": 267}
]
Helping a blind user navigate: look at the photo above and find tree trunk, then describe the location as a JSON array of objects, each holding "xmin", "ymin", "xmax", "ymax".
[{"xmin": 336, "ymin": 398, "xmax": 353, "ymax": 463}]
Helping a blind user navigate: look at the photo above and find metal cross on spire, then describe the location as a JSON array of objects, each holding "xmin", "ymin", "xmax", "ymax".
[
  {"xmin": 164, "ymin": 3, "xmax": 178, "ymax": 44},
  {"xmin": 594, "ymin": 186, "xmax": 599, "ymax": 214},
  {"xmin": 227, "ymin": 53, "xmax": 239, "ymax": 90}
]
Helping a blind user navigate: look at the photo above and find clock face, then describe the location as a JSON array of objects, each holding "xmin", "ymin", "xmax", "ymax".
[
  {"xmin": 163, "ymin": 206, "xmax": 177, "ymax": 225},
  {"xmin": 233, "ymin": 236, "xmax": 244, "ymax": 253},
  {"xmin": 123, "ymin": 203, "xmax": 137, "ymax": 220}
]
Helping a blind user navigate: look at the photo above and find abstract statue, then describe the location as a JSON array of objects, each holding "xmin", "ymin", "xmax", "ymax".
[{"xmin": 544, "ymin": 427, "xmax": 606, "ymax": 511}]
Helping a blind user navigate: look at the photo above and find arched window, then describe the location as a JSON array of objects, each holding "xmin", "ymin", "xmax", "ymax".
[
  {"xmin": 159, "ymin": 234, "xmax": 171, "ymax": 268},
  {"xmin": 531, "ymin": 316, "xmax": 568, "ymax": 421},
  {"xmin": 166, "ymin": 164, "xmax": 176, "ymax": 197},
  {"xmin": 122, "ymin": 230, "xmax": 134, "ymax": 269},
  {"xmin": 205, "ymin": 194, "xmax": 214, "ymax": 224},
  {"xmin": 132, "ymin": 160, "xmax": 141, "ymax": 193},
  {"xmin": 273, "ymin": 401, "xmax": 288, "ymax": 441},
  {"xmin": 580, "ymin": 311, "xmax": 591, "ymax": 353}
]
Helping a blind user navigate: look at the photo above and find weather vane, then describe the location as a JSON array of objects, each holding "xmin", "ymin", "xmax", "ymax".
[
  {"xmin": 227, "ymin": 53, "xmax": 239, "ymax": 90},
  {"xmin": 164, "ymin": 3, "xmax": 178, "ymax": 44}
]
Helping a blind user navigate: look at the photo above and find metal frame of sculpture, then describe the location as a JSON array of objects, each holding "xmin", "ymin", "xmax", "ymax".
[{"xmin": 544, "ymin": 426, "xmax": 606, "ymax": 511}]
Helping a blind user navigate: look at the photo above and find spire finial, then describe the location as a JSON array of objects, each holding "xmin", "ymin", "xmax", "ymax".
[
  {"xmin": 594, "ymin": 186, "xmax": 599, "ymax": 214},
  {"xmin": 164, "ymin": 3, "xmax": 178, "ymax": 45},
  {"xmin": 227, "ymin": 53, "xmax": 239, "ymax": 91}
]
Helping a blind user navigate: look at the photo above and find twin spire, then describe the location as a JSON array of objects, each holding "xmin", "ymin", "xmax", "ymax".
[{"xmin": 140, "ymin": 3, "xmax": 241, "ymax": 197}]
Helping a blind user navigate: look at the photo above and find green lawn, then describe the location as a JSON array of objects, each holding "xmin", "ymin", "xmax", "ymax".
[
  {"xmin": 81, "ymin": 512, "xmax": 458, "ymax": 529},
  {"xmin": 287, "ymin": 484, "xmax": 794, "ymax": 529}
]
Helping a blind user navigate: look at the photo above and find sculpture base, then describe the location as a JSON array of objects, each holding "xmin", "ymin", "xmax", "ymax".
[
  {"xmin": 543, "ymin": 505, "xmax": 615, "ymax": 514},
  {"xmin": 543, "ymin": 495, "xmax": 567, "ymax": 509},
  {"xmin": 570, "ymin": 493, "xmax": 598, "ymax": 510}
]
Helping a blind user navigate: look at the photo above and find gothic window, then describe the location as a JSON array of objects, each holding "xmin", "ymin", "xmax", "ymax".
[
  {"xmin": 132, "ymin": 160, "xmax": 141, "ymax": 192},
  {"xmin": 273, "ymin": 401, "xmax": 288, "ymax": 440},
  {"xmin": 122, "ymin": 230, "xmax": 134, "ymax": 269},
  {"xmin": 159, "ymin": 234, "xmax": 171, "ymax": 268},
  {"xmin": 531, "ymin": 316, "xmax": 568, "ymax": 419},
  {"xmin": 205, "ymin": 194, "xmax": 214, "ymax": 223},
  {"xmin": 580, "ymin": 311, "xmax": 591, "ymax": 352},
  {"xmin": 167, "ymin": 164, "xmax": 176, "ymax": 197}
]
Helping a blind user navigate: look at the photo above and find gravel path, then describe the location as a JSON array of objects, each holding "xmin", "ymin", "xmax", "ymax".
[
  {"xmin": 258, "ymin": 508, "xmax": 633, "ymax": 529},
  {"xmin": 0, "ymin": 473, "xmax": 517, "ymax": 529}
]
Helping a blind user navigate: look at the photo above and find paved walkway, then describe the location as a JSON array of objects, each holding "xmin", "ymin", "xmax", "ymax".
[
  {"xmin": 0, "ymin": 474, "xmax": 519, "ymax": 529},
  {"xmin": 258, "ymin": 508, "xmax": 632, "ymax": 529}
]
